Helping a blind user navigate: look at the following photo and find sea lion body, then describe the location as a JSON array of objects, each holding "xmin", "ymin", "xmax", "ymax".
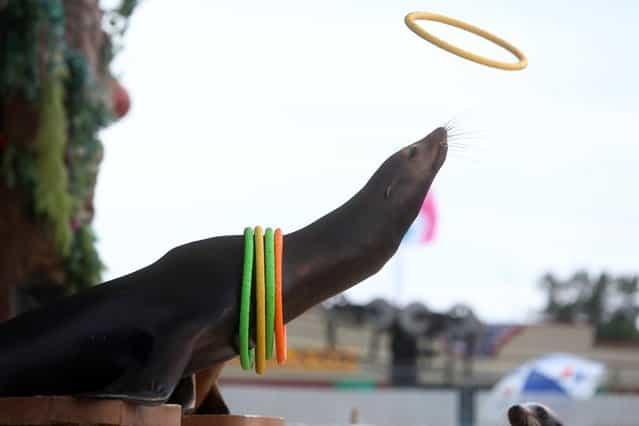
[
  {"xmin": 0, "ymin": 127, "xmax": 448, "ymax": 410},
  {"xmin": 0, "ymin": 237, "xmax": 244, "ymax": 401}
]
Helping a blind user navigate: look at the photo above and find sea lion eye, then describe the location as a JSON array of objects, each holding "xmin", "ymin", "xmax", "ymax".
[
  {"xmin": 409, "ymin": 146, "xmax": 417, "ymax": 158},
  {"xmin": 385, "ymin": 186, "xmax": 392, "ymax": 199}
]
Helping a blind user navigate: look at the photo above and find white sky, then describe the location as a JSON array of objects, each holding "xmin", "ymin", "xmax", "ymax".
[{"xmin": 95, "ymin": 0, "xmax": 639, "ymax": 323}]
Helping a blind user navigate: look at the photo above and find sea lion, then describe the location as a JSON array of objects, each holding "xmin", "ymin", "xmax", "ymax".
[
  {"xmin": 508, "ymin": 403, "xmax": 564, "ymax": 426},
  {"xmin": 0, "ymin": 127, "xmax": 448, "ymax": 412}
]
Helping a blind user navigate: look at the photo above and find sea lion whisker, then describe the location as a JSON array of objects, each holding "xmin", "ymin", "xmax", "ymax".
[
  {"xmin": 448, "ymin": 140, "xmax": 474, "ymax": 148},
  {"xmin": 447, "ymin": 132, "xmax": 486, "ymax": 141},
  {"xmin": 447, "ymin": 131, "xmax": 484, "ymax": 140},
  {"xmin": 447, "ymin": 141, "xmax": 482, "ymax": 153},
  {"xmin": 448, "ymin": 152, "xmax": 478, "ymax": 161},
  {"xmin": 448, "ymin": 146, "xmax": 476, "ymax": 154},
  {"xmin": 447, "ymin": 153, "xmax": 490, "ymax": 166},
  {"xmin": 448, "ymin": 136, "xmax": 489, "ymax": 153},
  {"xmin": 442, "ymin": 117, "xmax": 461, "ymax": 130},
  {"xmin": 448, "ymin": 149, "xmax": 473, "ymax": 155},
  {"xmin": 447, "ymin": 146, "xmax": 471, "ymax": 153},
  {"xmin": 447, "ymin": 129, "xmax": 477, "ymax": 136},
  {"xmin": 447, "ymin": 135, "xmax": 469, "ymax": 142},
  {"xmin": 448, "ymin": 138, "xmax": 482, "ymax": 146}
]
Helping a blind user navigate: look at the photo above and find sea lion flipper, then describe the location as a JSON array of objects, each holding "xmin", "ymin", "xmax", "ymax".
[
  {"xmin": 77, "ymin": 334, "xmax": 195, "ymax": 404},
  {"xmin": 194, "ymin": 363, "xmax": 229, "ymax": 414}
]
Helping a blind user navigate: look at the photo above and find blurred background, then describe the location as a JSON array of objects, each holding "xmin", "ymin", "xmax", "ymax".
[{"xmin": 0, "ymin": 0, "xmax": 637, "ymax": 425}]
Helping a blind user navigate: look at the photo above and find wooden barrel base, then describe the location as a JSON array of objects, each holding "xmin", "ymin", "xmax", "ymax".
[
  {"xmin": 182, "ymin": 415, "xmax": 284, "ymax": 426},
  {"xmin": 0, "ymin": 396, "xmax": 181, "ymax": 426}
]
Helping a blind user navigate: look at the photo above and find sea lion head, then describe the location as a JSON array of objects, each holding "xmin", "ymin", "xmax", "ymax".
[
  {"xmin": 372, "ymin": 126, "xmax": 447, "ymax": 242},
  {"xmin": 508, "ymin": 403, "xmax": 564, "ymax": 426},
  {"xmin": 281, "ymin": 126, "xmax": 448, "ymax": 321}
]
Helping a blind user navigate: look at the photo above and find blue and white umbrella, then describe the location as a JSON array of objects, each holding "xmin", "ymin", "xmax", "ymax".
[
  {"xmin": 479, "ymin": 353, "xmax": 607, "ymax": 425},
  {"xmin": 492, "ymin": 352, "xmax": 607, "ymax": 399}
]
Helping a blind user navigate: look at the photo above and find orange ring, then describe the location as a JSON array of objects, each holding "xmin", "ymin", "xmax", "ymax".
[{"xmin": 274, "ymin": 228, "xmax": 287, "ymax": 363}]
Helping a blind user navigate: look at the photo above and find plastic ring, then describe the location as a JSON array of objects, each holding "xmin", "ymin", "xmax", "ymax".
[
  {"xmin": 404, "ymin": 11, "xmax": 527, "ymax": 71},
  {"xmin": 264, "ymin": 228, "xmax": 276, "ymax": 360},
  {"xmin": 239, "ymin": 228, "xmax": 255, "ymax": 370},
  {"xmin": 274, "ymin": 228, "xmax": 287, "ymax": 364},
  {"xmin": 254, "ymin": 226, "xmax": 266, "ymax": 374}
]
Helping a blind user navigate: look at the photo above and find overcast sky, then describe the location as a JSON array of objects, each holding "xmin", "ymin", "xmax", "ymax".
[{"xmin": 95, "ymin": 0, "xmax": 639, "ymax": 323}]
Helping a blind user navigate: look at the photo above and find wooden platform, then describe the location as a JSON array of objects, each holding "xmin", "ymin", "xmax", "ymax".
[
  {"xmin": 183, "ymin": 415, "xmax": 284, "ymax": 426},
  {"xmin": 0, "ymin": 396, "xmax": 180, "ymax": 426},
  {"xmin": 0, "ymin": 397, "xmax": 285, "ymax": 426}
]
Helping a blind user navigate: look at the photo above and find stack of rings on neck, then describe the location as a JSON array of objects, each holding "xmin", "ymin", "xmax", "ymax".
[{"xmin": 239, "ymin": 226, "xmax": 287, "ymax": 374}]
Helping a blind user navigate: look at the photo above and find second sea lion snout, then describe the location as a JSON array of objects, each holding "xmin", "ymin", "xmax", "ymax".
[{"xmin": 508, "ymin": 403, "xmax": 564, "ymax": 426}]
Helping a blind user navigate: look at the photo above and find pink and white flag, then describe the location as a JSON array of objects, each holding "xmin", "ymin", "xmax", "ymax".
[{"xmin": 402, "ymin": 192, "xmax": 438, "ymax": 245}]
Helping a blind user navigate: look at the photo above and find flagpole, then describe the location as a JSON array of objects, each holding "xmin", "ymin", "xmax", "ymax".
[{"xmin": 394, "ymin": 191, "xmax": 436, "ymax": 306}]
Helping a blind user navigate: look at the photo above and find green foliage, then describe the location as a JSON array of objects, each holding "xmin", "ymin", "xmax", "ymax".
[
  {"xmin": 1, "ymin": 0, "xmax": 71, "ymax": 257},
  {"xmin": 584, "ymin": 274, "xmax": 608, "ymax": 326},
  {"xmin": 117, "ymin": 0, "xmax": 138, "ymax": 18},
  {"xmin": 65, "ymin": 224, "xmax": 104, "ymax": 291},
  {"xmin": 1, "ymin": 0, "xmax": 137, "ymax": 292},
  {"xmin": 1, "ymin": 144, "xmax": 37, "ymax": 202},
  {"xmin": 65, "ymin": 49, "xmax": 112, "ymax": 214},
  {"xmin": 103, "ymin": 0, "xmax": 139, "ymax": 58},
  {"xmin": 540, "ymin": 271, "xmax": 639, "ymax": 343},
  {"xmin": 32, "ymin": 73, "xmax": 72, "ymax": 255},
  {"xmin": 0, "ymin": 0, "xmax": 45, "ymax": 100},
  {"xmin": 62, "ymin": 49, "xmax": 111, "ymax": 290},
  {"xmin": 597, "ymin": 311, "xmax": 639, "ymax": 341}
]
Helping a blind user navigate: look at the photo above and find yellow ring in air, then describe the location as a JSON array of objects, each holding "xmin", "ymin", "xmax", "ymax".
[{"xmin": 404, "ymin": 12, "xmax": 527, "ymax": 71}]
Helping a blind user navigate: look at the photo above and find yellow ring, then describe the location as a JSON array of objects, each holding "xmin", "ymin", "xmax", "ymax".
[
  {"xmin": 254, "ymin": 226, "xmax": 266, "ymax": 375},
  {"xmin": 404, "ymin": 11, "xmax": 527, "ymax": 71}
]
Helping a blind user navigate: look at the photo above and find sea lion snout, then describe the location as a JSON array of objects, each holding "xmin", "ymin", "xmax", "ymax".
[
  {"xmin": 412, "ymin": 126, "xmax": 448, "ymax": 148},
  {"xmin": 427, "ymin": 126, "xmax": 448, "ymax": 146},
  {"xmin": 407, "ymin": 126, "xmax": 448, "ymax": 172}
]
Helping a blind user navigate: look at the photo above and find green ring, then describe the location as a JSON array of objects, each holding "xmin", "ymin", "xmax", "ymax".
[
  {"xmin": 240, "ymin": 227, "xmax": 255, "ymax": 370},
  {"xmin": 265, "ymin": 228, "xmax": 276, "ymax": 360}
]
